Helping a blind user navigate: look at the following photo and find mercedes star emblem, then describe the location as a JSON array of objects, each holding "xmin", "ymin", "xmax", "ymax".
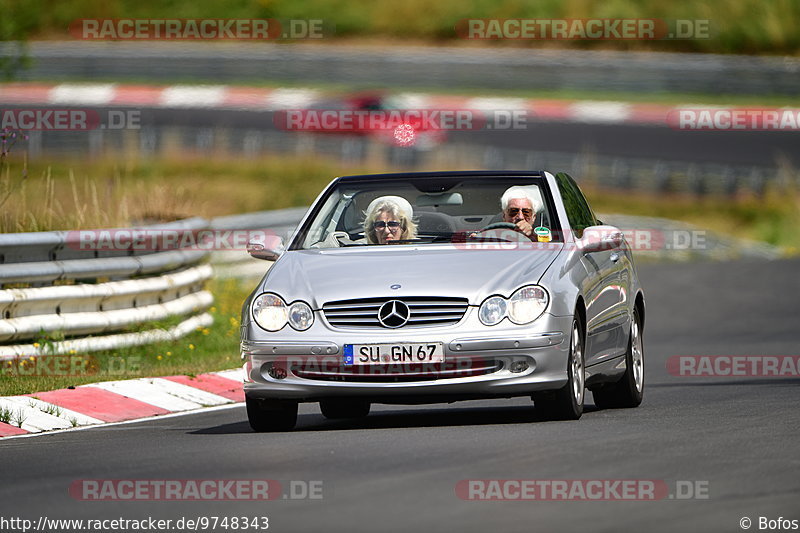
[{"xmin": 377, "ymin": 300, "xmax": 410, "ymax": 328}]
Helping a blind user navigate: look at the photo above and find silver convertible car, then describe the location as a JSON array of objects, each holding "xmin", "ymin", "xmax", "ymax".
[{"xmin": 241, "ymin": 171, "xmax": 645, "ymax": 431}]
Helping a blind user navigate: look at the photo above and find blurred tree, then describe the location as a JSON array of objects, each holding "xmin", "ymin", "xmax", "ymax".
[{"xmin": 0, "ymin": 0, "xmax": 36, "ymax": 80}]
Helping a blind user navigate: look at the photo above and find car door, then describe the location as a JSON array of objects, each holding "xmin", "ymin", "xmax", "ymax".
[{"xmin": 556, "ymin": 173, "xmax": 626, "ymax": 366}]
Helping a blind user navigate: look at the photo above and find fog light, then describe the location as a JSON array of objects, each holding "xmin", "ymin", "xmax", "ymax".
[
  {"xmin": 509, "ymin": 360, "xmax": 529, "ymax": 373},
  {"xmin": 266, "ymin": 363, "xmax": 288, "ymax": 380}
]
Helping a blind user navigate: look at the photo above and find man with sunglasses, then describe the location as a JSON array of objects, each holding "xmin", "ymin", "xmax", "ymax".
[{"xmin": 500, "ymin": 185, "xmax": 543, "ymax": 239}]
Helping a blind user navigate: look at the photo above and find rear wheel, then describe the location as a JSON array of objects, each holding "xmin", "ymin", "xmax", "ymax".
[
  {"xmin": 246, "ymin": 398, "xmax": 298, "ymax": 432},
  {"xmin": 537, "ymin": 318, "xmax": 584, "ymax": 420},
  {"xmin": 592, "ymin": 308, "xmax": 644, "ymax": 409},
  {"xmin": 320, "ymin": 399, "xmax": 371, "ymax": 419}
]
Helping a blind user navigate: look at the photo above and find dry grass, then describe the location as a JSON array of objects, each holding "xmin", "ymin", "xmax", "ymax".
[
  {"xmin": 585, "ymin": 182, "xmax": 800, "ymax": 252},
  {"xmin": 0, "ymin": 153, "xmax": 359, "ymax": 232}
]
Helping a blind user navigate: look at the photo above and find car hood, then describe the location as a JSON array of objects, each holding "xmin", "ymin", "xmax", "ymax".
[{"xmin": 259, "ymin": 245, "xmax": 563, "ymax": 308}]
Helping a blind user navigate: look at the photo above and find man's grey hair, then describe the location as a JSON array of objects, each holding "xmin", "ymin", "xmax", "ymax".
[{"xmin": 500, "ymin": 185, "xmax": 544, "ymax": 213}]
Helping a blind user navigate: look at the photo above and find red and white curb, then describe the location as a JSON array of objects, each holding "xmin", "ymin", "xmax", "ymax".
[
  {"xmin": 0, "ymin": 82, "xmax": 674, "ymax": 125},
  {"xmin": 0, "ymin": 369, "xmax": 243, "ymax": 437}
]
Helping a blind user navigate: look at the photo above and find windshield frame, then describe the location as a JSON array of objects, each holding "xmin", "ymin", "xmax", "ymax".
[{"xmin": 288, "ymin": 172, "xmax": 563, "ymax": 251}]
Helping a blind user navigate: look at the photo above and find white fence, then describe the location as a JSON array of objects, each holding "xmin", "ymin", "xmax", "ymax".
[{"xmin": 0, "ymin": 208, "xmax": 305, "ymax": 360}]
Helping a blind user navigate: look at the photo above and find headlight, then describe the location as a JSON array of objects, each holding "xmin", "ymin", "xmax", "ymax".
[
  {"xmin": 478, "ymin": 296, "xmax": 507, "ymax": 326},
  {"xmin": 252, "ymin": 293, "xmax": 288, "ymax": 331},
  {"xmin": 507, "ymin": 285, "xmax": 549, "ymax": 324},
  {"xmin": 478, "ymin": 286, "xmax": 549, "ymax": 326},
  {"xmin": 252, "ymin": 293, "xmax": 315, "ymax": 332},
  {"xmin": 288, "ymin": 301, "xmax": 314, "ymax": 331}
]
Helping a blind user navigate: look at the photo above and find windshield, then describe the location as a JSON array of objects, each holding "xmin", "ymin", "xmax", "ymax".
[{"xmin": 293, "ymin": 176, "xmax": 560, "ymax": 250}]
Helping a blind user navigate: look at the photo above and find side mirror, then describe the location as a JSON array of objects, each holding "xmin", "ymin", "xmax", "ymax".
[
  {"xmin": 247, "ymin": 236, "xmax": 284, "ymax": 261},
  {"xmin": 580, "ymin": 225, "xmax": 624, "ymax": 253}
]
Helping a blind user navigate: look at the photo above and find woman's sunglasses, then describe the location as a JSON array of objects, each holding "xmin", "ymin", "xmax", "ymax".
[{"xmin": 373, "ymin": 220, "xmax": 402, "ymax": 230}]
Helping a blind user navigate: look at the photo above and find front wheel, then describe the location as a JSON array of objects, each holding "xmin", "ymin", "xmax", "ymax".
[
  {"xmin": 536, "ymin": 318, "xmax": 585, "ymax": 420},
  {"xmin": 592, "ymin": 308, "xmax": 644, "ymax": 409},
  {"xmin": 246, "ymin": 398, "xmax": 298, "ymax": 432}
]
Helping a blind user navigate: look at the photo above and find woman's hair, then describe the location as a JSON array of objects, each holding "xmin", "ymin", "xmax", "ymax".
[{"xmin": 364, "ymin": 196, "xmax": 417, "ymax": 244}]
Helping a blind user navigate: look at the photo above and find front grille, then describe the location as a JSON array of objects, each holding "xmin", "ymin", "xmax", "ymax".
[
  {"xmin": 292, "ymin": 358, "xmax": 503, "ymax": 382},
  {"xmin": 322, "ymin": 296, "xmax": 469, "ymax": 329}
]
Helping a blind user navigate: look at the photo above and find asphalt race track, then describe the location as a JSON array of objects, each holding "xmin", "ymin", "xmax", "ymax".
[
  {"xmin": 1, "ymin": 258, "xmax": 798, "ymax": 532},
  {"xmin": 147, "ymin": 108, "xmax": 800, "ymax": 168},
  {"xmin": 6, "ymin": 103, "xmax": 799, "ymax": 168}
]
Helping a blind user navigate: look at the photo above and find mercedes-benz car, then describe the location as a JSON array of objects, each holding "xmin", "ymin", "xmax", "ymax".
[{"xmin": 241, "ymin": 171, "xmax": 645, "ymax": 431}]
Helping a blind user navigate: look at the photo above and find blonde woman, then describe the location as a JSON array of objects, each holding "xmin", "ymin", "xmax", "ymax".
[{"xmin": 364, "ymin": 196, "xmax": 417, "ymax": 244}]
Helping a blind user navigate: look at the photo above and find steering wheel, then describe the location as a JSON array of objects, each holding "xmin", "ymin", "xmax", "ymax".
[{"xmin": 480, "ymin": 222, "xmax": 517, "ymax": 231}]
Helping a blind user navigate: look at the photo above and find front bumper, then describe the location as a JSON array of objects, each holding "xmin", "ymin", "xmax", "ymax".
[{"xmin": 242, "ymin": 310, "xmax": 573, "ymax": 403}]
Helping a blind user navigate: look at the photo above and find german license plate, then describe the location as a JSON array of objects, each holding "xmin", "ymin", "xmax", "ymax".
[{"xmin": 343, "ymin": 342, "xmax": 445, "ymax": 366}]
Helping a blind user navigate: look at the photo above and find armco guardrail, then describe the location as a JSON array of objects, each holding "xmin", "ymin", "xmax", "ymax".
[
  {"xmin": 468, "ymin": 145, "xmax": 793, "ymax": 197},
  {"xmin": 0, "ymin": 217, "xmax": 210, "ymax": 284},
  {"xmin": 0, "ymin": 210, "xmax": 306, "ymax": 359},
  {"xmin": 5, "ymin": 42, "xmax": 799, "ymax": 96}
]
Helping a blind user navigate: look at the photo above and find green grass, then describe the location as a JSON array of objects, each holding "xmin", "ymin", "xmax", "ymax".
[
  {"xmin": 5, "ymin": 0, "xmax": 800, "ymax": 55},
  {"xmin": 0, "ymin": 277, "xmax": 254, "ymax": 397}
]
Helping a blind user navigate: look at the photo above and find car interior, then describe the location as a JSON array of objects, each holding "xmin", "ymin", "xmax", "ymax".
[{"xmin": 303, "ymin": 181, "xmax": 554, "ymax": 248}]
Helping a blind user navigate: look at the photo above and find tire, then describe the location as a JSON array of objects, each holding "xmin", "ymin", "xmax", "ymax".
[
  {"xmin": 537, "ymin": 318, "xmax": 585, "ymax": 420},
  {"xmin": 320, "ymin": 399, "xmax": 371, "ymax": 419},
  {"xmin": 592, "ymin": 308, "xmax": 644, "ymax": 409},
  {"xmin": 246, "ymin": 398, "xmax": 298, "ymax": 432}
]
